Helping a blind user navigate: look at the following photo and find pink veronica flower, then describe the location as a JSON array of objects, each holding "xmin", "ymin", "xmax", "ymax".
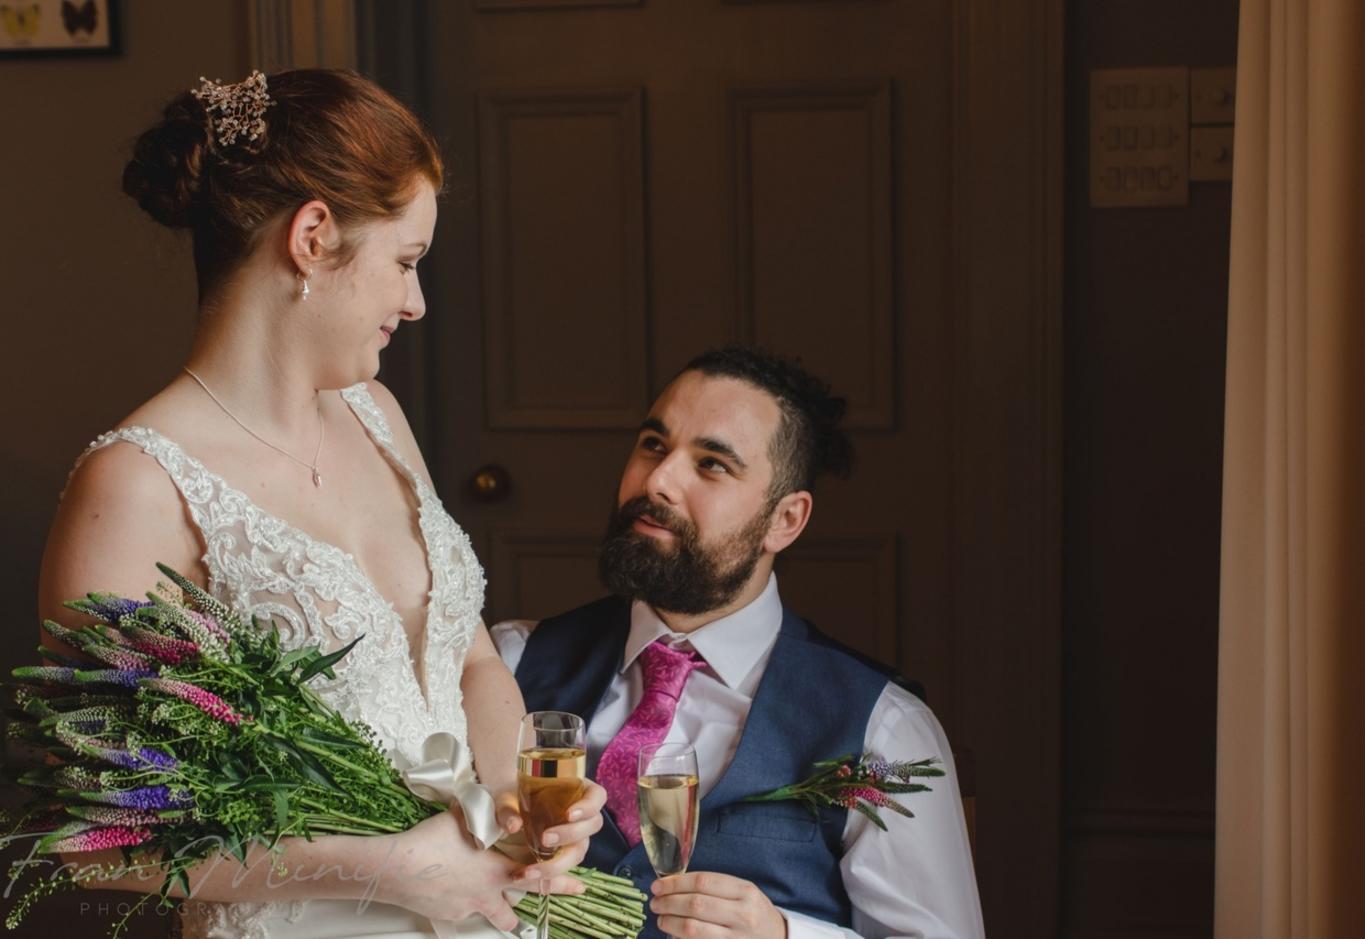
[
  {"xmin": 845, "ymin": 786, "xmax": 891, "ymax": 807},
  {"xmin": 43, "ymin": 825, "xmax": 152, "ymax": 854},
  {"xmin": 141, "ymin": 678, "xmax": 245, "ymax": 725},
  {"xmin": 121, "ymin": 627, "xmax": 200, "ymax": 665}
]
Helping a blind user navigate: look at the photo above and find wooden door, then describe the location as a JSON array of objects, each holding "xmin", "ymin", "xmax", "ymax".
[
  {"xmin": 369, "ymin": 0, "xmax": 1062, "ymax": 934},
  {"xmin": 419, "ymin": 0, "xmax": 948, "ymax": 672}
]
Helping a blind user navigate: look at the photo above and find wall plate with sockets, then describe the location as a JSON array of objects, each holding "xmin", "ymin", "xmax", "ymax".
[{"xmin": 1090, "ymin": 67, "xmax": 1190, "ymax": 208}]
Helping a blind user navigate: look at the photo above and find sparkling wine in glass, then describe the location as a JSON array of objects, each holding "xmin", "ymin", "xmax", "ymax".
[
  {"xmin": 517, "ymin": 711, "xmax": 587, "ymax": 939},
  {"xmin": 637, "ymin": 742, "xmax": 700, "ymax": 877}
]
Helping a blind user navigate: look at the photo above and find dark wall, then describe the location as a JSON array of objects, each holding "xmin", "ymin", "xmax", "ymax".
[
  {"xmin": 1062, "ymin": 2, "xmax": 1238, "ymax": 936},
  {"xmin": 0, "ymin": 4, "xmax": 245, "ymax": 935}
]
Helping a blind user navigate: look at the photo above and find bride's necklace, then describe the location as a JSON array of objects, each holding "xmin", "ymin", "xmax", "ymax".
[{"xmin": 183, "ymin": 366, "xmax": 325, "ymax": 487}]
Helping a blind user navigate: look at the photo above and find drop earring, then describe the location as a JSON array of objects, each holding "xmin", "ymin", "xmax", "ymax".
[{"xmin": 297, "ymin": 270, "xmax": 311, "ymax": 301}]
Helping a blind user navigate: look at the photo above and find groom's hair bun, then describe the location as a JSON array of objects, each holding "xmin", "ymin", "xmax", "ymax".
[
  {"xmin": 121, "ymin": 69, "xmax": 444, "ymax": 298},
  {"xmin": 681, "ymin": 345, "xmax": 853, "ymax": 497}
]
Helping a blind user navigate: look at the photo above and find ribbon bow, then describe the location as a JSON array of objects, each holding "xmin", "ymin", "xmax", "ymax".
[
  {"xmin": 393, "ymin": 732, "xmax": 503, "ymax": 850},
  {"xmin": 393, "ymin": 734, "xmax": 533, "ymax": 937}
]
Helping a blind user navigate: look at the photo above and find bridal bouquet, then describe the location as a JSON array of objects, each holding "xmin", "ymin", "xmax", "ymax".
[{"xmin": 1, "ymin": 565, "xmax": 644, "ymax": 938}]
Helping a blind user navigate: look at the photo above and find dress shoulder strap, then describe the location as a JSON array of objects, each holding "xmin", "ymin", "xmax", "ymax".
[
  {"xmin": 70, "ymin": 426, "xmax": 223, "ymax": 537},
  {"xmin": 339, "ymin": 383, "xmax": 396, "ymax": 449},
  {"xmin": 339, "ymin": 383, "xmax": 427, "ymax": 490}
]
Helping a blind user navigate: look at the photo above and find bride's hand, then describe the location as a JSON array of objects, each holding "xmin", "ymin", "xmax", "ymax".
[
  {"xmin": 494, "ymin": 788, "xmax": 525, "ymax": 837},
  {"xmin": 512, "ymin": 779, "xmax": 607, "ymax": 885},
  {"xmin": 378, "ymin": 809, "xmax": 522, "ymax": 930}
]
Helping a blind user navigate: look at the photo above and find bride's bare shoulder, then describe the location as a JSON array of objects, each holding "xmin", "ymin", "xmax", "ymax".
[
  {"xmin": 62, "ymin": 385, "xmax": 202, "ymax": 508},
  {"xmin": 44, "ymin": 390, "xmax": 207, "ymax": 620}
]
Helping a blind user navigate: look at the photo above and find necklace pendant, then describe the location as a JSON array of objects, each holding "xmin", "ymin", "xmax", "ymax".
[{"xmin": 312, "ymin": 470, "xmax": 323, "ymax": 487}]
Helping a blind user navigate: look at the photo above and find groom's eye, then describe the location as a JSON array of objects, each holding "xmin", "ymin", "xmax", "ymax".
[
  {"xmin": 639, "ymin": 436, "xmax": 665, "ymax": 453},
  {"xmin": 699, "ymin": 457, "xmax": 732, "ymax": 475}
]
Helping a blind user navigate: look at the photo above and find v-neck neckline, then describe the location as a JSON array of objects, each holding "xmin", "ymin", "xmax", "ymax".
[{"xmin": 113, "ymin": 385, "xmax": 439, "ymax": 708}]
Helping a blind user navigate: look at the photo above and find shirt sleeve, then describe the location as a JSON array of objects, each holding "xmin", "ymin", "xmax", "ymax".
[
  {"xmin": 782, "ymin": 908, "xmax": 864, "ymax": 939},
  {"xmin": 488, "ymin": 618, "xmax": 536, "ymax": 673},
  {"xmin": 841, "ymin": 683, "xmax": 986, "ymax": 939}
]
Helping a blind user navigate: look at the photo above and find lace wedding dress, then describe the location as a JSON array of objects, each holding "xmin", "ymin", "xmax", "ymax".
[{"xmin": 76, "ymin": 385, "xmax": 512, "ymax": 939}]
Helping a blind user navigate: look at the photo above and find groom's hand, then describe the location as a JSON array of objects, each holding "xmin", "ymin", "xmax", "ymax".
[{"xmin": 650, "ymin": 872, "xmax": 787, "ymax": 938}]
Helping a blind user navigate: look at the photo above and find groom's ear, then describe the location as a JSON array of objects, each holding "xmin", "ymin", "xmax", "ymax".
[{"xmin": 763, "ymin": 490, "xmax": 813, "ymax": 555}]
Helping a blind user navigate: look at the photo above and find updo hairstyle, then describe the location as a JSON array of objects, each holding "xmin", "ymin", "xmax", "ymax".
[{"xmin": 122, "ymin": 69, "xmax": 443, "ymax": 297}]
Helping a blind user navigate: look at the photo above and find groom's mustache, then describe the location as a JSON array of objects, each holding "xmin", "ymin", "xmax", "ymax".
[{"xmin": 614, "ymin": 496, "xmax": 691, "ymax": 539}]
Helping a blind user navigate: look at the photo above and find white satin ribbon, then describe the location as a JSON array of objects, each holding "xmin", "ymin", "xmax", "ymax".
[
  {"xmin": 393, "ymin": 732, "xmax": 503, "ymax": 849},
  {"xmin": 394, "ymin": 733, "xmax": 535, "ymax": 939}
]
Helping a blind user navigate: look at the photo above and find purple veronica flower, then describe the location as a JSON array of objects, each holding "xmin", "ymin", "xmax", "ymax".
[
  {"xmin": 95, "ymin": 745, "xmax": 177, "ymax": 771},
  {"xmin": 865, "ymin": 759, "xmax": 891, "ymax": 780},
  {"xmin": 74, "ymin": 668, "xmax": 158, "ymax": 688},
  {"xmin": 52, "ymin": 724, "xmax": 173, "ymax": 770},
  {"xmin": 85, "ymin": 785, "xmax": 192, "ymax": 811},
  {"xmin": 135, "ymin": 747, "xmax": 178, "ymax": 769},
  {"xmin": 78, "ymin": 595, "xmax": 153, "ymax": 624}
]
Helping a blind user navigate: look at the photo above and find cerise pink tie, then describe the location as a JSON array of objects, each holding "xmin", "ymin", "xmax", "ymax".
[{"xmin": 596, "ymin": 639, "xmax": 706, "ymax": 846}]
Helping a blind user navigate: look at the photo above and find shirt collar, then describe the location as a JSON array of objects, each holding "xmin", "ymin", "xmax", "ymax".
[{"xmin": 622, "ymin": 573, "xmax": 783, "ymax": 689}]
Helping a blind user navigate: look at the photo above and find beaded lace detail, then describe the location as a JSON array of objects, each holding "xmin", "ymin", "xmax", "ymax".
[{"xmin": 74, "ymin": 384, "xmax": 486, "ymax": 938}]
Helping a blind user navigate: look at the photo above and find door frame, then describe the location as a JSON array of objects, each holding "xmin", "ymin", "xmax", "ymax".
[{"xmin": 948, "ymin": 1, "xmax": 1064, "ymax": 933}]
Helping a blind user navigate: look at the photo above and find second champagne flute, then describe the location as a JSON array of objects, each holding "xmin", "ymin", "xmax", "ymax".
[
  {"xmin": 637, "ymin": 742, "xmax": 700, "ymax": 878},
  {"xmin": 517, "ymin": 711, "xmax": 587, "ymax": 939}
]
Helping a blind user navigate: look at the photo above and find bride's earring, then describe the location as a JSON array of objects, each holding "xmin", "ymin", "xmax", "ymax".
[{"xmin": 297, "ymin": 270, "xmax": 311, "ymax": 301}]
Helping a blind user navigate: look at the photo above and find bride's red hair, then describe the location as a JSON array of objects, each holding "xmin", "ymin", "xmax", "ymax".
[{"xmin": 122, "ymin": 69, "xmax": 443, "ymax": 297}]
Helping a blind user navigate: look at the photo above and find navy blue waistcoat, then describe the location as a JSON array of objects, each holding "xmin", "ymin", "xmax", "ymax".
[{"xmin": 515, "ymin": 596, "xmax": 891, "ymax": 938}]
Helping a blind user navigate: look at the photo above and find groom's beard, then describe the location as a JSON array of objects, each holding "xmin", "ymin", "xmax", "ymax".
[{"xmin": 599, "ymin": 495, "xmax": 772, "ymax": 616}]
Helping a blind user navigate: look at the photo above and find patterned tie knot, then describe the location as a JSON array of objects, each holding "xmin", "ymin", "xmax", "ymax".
[{"xmin": 640, "ymin": 639, "xmax": 705, "ymax": 701}]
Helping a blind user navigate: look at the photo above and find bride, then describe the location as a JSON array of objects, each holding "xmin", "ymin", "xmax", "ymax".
[{"xmin": 38, "ymin": 69, "xmax": 604, "ymax": 938}]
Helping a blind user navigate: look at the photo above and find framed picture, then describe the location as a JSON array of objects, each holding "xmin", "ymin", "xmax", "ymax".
[{"xmin": 0, "ymin": 0, "xmax": 120, "ymax": 57}]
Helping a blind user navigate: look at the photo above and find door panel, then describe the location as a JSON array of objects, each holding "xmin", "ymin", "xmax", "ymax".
[
  {"xmin": 478, "ymin": 87, "xmax": 650, "ymax": 428},
  {"xmin": 735, "ymin": 79, "xmax": 895, "ymax": 428}
]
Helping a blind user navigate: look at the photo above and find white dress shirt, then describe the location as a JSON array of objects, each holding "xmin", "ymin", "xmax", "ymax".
[{"xmin": 491, "ymin": 574, "xmax": 985, "ymax": 939}]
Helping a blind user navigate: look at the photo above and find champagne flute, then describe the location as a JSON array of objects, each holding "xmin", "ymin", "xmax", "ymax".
[
  {"xmin": 637, "ymin": 743, "xmax": 700, "ymax": 878},
  {"xmin": 517, "ymin": 711, "xmax": 587, "ymax": 939}
]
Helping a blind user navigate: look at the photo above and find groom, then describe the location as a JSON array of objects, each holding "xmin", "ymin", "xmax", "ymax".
[{"xmin": 493, "ymin": 347, "xmax": 983, "ymax": 939}]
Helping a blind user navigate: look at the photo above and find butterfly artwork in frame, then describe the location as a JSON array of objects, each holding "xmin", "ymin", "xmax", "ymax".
[{"xmin": 0, "ymin": 0, "xmax": 119, "ymax": 57}]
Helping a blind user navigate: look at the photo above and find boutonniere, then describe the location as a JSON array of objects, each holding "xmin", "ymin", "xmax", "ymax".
[{"xmin": 743, "ymin": 754, "xmax": 945, "ymax": 830}]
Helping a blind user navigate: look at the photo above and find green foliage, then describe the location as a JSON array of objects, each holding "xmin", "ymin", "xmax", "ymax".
[{"xmin": 3, "ymin": 569, "xmax": 444, "ymax": 936}]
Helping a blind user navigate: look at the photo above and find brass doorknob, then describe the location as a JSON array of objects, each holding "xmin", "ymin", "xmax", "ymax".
[{"xmin": 468, "ymin": 464, "xmax": 511, "ymax": 503}]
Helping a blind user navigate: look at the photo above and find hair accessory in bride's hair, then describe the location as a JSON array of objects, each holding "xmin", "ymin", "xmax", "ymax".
[{"xmin": 191, "ymin": 70, "xmax": 274, "ymax": 148}]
